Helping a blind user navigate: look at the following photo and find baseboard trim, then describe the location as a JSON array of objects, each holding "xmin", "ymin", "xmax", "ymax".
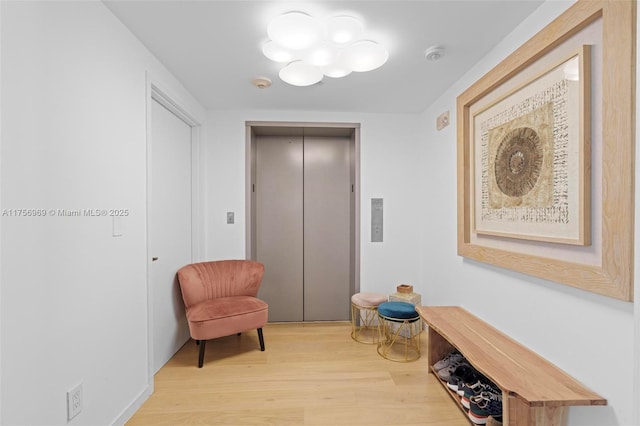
[{"xmin": 111, "ymin": 382, "xmax": 153, "ymax": 426}]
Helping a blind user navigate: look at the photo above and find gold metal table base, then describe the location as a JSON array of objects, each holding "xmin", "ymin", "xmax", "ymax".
[
  {"xmin": 351, "ymin": 302, "xmax": 381, "ymax": 344},
  {"xmin": 376, "ymin": 313, "xmax": 421, "ymax": 362}
]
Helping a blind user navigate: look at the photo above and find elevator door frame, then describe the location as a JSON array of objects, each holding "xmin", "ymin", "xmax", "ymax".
[{"xmin": 245, "ymin": 121, "xmax": 361, "ymax": 318}]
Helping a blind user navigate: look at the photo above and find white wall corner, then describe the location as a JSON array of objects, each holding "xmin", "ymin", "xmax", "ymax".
[{"xmin": 111, "ymin": 384, "xmax": 153, "ymax": 426}]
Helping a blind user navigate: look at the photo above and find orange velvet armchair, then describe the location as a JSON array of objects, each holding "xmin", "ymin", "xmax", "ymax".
[{"xmin": 176, "ymin": 260, "xmax": 269, "ymax": 368}]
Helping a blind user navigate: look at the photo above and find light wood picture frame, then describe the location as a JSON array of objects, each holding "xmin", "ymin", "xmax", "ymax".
[{"xmin": 457, "ymin": 0, "xmax": 635, "ymax": 301}]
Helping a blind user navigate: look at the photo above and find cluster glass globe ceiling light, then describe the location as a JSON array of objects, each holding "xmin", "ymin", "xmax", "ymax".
[{"xmin": 262, "ymin": 12, "xmax": 389, "ymax": 86}]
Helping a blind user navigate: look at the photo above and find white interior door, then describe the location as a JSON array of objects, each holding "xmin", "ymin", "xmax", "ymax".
[{"xmin": 150, "ymin": 98, "xmax": 192, "ymax": 373}]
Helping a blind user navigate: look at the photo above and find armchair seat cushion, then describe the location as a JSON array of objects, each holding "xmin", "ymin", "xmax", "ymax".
[
  {"xmin": 186, "ymin": 295, "xmax": 268, "ymax": 340},
  {"xmin": 188, "ymin": 296, "xmax": 267, "ymax": 322}
]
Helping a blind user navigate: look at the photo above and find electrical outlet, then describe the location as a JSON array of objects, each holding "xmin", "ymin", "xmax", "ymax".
[
  {"xmin": 226, "ymin": 212, "xmax": 234, "ymax": 224},
  {"xmin": 67, "ymin": 383, "xmax": 83, "ymax": 421}
]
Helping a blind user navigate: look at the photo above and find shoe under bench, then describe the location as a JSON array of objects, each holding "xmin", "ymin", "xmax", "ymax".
[{"xmin": 417, "ymin": 306, "xmax": 606, "ymax": 426}]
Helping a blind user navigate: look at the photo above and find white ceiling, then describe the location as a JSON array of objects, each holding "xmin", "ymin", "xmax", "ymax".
[{"xmin": 104, "ymin": 0, "xmax": 545, "ymax": 114}]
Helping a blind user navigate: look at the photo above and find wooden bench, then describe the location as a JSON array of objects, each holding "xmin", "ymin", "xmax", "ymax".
[{"xmin": 417, "ymin": 306, "xmax": 606, "ymax": 426}]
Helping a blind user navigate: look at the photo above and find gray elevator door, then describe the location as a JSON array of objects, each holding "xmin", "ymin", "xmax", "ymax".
[
  {"xmin": 303, "ymin": 136, "xmax": 351, "ymax": 321},
  {"xmin": 255, "ymin": 136, "xmax": 304, "ymax": 322},
  {"xmin": 255, "ymin": 134, "xmax": 351, "ymax": 322}
]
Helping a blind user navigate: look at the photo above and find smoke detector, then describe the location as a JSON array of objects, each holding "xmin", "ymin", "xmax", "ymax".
[
  {"xmin": 252, "ymin": 76, "xmax": 272, "ymax": 89},
  {"xmin": 425, "ymin": 46, "xmax": 444, "ymax": 62}
]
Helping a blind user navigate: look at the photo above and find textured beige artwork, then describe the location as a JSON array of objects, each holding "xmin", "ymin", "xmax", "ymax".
[
  {"xmin": 488, "ymin": 103, "xmax": 554, "ymax": 209},
  {"xmin": 470, "ymin": 47, "xmax": 590, "ymax": 245},
  {"xmin": 477, "ymin": 77, "xmax": 570, "ymax": 230}
]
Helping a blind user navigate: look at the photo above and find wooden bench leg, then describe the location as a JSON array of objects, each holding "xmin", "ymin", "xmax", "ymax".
[
  {"xmin": 427, "ymin": 326, "xmax": 455, "ymax": 369},
  {"xmin": 505, "ymin": 395, "xmax": 568, "ymax": 426}
]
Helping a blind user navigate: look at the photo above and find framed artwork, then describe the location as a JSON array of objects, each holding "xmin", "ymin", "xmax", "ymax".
[
  {"xmin": 473, "ymin": 46, "xmax": 591, "ymax": 245},
  {"xmin": 457, "ymin": 0, "xmax": 635, "ymax": 301}
]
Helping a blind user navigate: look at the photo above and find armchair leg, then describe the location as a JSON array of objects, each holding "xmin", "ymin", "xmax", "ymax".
[
  {"xmin": 258, "ymin": 328, "xmax": 265, "ymax": 351},
  {"xmin": 198, "ymin": 340, "xmax": 206, "ymax": 368}
]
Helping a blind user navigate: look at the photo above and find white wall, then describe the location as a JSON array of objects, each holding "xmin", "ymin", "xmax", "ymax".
[
  {"xmin": 204, "ymin": 109, "xmax": 422, "ymax": 293},
  {"xmin": 417, "ymin": 1, "xmax": 638, "ymax": 425},
  {"xmin": 0, "ymin": 1, "xmax": 203, "ymax": 424}
]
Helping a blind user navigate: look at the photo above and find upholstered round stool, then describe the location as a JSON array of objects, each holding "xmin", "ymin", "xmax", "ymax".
[
  {"xmin": 376, "ymin": 301, "xmax": 422, "ymax": 362},
  {"xmin": 350, "ymin": 292, "xmax": 388, "ymax": 344}
]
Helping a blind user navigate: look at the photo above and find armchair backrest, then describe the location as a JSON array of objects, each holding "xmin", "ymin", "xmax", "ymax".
[{"xmin": 176, "ymin": 260, "xmax": 265, "ymax": 309}]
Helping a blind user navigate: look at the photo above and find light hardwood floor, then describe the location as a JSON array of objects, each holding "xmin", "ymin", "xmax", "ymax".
[{"xmin": 127, "ymin": 322, "xmax": 469, "ymax": 426}]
